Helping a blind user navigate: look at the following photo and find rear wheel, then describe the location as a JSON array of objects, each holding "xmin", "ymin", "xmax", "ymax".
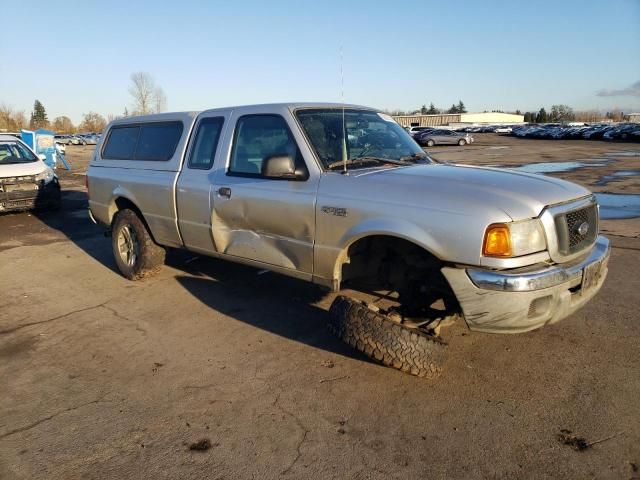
[
  {"xmin": 111, "ymin": 209, "xmax": 165, "ymax": 280},
  {"xmin": 426, "ymin": 139, "xmax": 435, "ymax": 147},
  {"xmin": 458, "ymin": 139, "xmax": 467, "ymax": 146}
]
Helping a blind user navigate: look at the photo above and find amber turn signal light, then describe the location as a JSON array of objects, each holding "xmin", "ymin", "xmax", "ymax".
[{"xmin": 483, "ymin": 224, "xmax": 512, "ymax": 257}]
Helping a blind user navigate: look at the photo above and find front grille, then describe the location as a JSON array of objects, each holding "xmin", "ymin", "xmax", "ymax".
[
  {"xmin": 554, "ymin": 204, "xmax": 598, "ymax": 256},
  {"xmin": 0, "ymin": 177, "xmax": 42, "ymax": 211}
]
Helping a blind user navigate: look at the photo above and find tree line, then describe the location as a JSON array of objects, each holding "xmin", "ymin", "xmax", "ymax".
[
  {"xmin": 386, "ymin": 102, "xmax": 628, "ymax": 124},
  {"xmin": 0, "ymin": 72, "xmax": 167, "ymax": 134},
  {"xmin": 521, "ymin": 105, "xmax": 574, "ymax": 123},
  {"xmin": 387, "ymin": 100, "xmax": 468, "ymax": 116},
  {"xmin": 520, "ymin": 105, "xmax": 628, "ymax": 123}
]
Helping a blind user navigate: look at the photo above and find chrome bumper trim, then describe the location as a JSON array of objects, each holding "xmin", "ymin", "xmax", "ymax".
[{"xmin": 467, "ymin": 235, "xmax": 610, "ymax": 292}]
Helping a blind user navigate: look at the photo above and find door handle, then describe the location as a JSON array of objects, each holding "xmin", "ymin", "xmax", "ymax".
[{"xmin": 218, "ymin": 187, "xmax": 232, "ymax": 198}]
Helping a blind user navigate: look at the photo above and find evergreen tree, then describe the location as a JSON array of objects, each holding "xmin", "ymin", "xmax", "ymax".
[
  {"xmin": 456, "ymin": 100, "xmax": 467, "ymax": 113},
  {"xmin": 30, "ymin": 100, "xmax": 48, "ymax": 129},
  {"xmin": 123, "ymin": 107, "xmax": 129, "ymax": 117},
  {"xmin": 515, "ymin": 109, "xmax": 522, "ymax": 115},
  {"xmin": 448, "ymin": 104, "xmax": 459, "ymax": 114},
  {"xmin": 420, "ymin": 104, "xmax": 428, "ymax": 115},
  {"xmin": 535, "ymin": 107, "xmax": 548, "ymax": 123},
  {"xmin": 427, "ymin": 102, "xmax": 439, "ymax": 114}
]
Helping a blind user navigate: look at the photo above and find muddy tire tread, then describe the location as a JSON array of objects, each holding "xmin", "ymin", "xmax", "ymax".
[
  {"xmin": 328, "ymin": 295, "xmax": 448, "ymax": 378},
  {"xmin": 112, "ymin": 209, "xmax": 165, "ymax": 280}
]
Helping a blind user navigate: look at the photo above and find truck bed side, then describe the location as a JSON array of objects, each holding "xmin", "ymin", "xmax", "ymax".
[{"xmin": 88, "ymin": 112, "xmax": 199, "ymax": 248}]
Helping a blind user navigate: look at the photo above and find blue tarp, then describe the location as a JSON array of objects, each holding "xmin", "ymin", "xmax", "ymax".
[{"xmin": 20, "ymin": 129, "xmax": 70, "ymax": 170}]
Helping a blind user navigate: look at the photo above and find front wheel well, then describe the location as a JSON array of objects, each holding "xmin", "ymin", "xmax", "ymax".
[
  {"xmin": 338, "ymin": 235, "xmax": 459, "ymax": 318},
  {"xmin": 339, "ymin": 235, "xmax": 441, "ymax": 289}
]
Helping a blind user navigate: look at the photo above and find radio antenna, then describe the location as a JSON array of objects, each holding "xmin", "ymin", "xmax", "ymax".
[{"xmin": 340, "ymin": 45, "xmax": 348, "ymax": 174}]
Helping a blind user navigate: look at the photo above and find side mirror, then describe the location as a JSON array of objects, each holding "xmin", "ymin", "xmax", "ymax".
[
  {"xmin": 38, "ymin": 154, "xmax": 47, "ymax": 161},
  {"xmin": 262, "ymin": 154, "xmax": 308, "ymax": 180}
]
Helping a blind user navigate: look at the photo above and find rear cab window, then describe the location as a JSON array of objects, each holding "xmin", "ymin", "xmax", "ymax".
[
  {"xmin": 102, "ymin": 122, "xmax": 183, "ymax": 161},
  {"xmin": 103, "ymin": 126, "xmax": 139, "ymax": 159},
  {"xmin": 188, "ymin": 117, "xmax": 225, "ymax": 169}
]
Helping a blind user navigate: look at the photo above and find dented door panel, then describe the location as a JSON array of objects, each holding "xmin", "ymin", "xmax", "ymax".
[
  {"xmin": 211, "ymin": 177, "xmax": 316, "ymax": 272},
  {"xmin": 210, "ymin": 106, "xmax": 320, "ymax": 274}
]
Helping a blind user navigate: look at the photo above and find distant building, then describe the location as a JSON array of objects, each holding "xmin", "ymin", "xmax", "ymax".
[
  {"xmin": 393, "ymin": 111, "xmax": 525, "ymax": 127},
  {"xmin": 628, "ymin": 113, "xmax": 640, "ymax": 123}
]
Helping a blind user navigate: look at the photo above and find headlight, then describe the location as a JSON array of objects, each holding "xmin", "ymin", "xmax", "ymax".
[
  {"xmin": 483, "ymin": 219, "xmax": 546, "ymax": 257},
  {"xmin": 35, "ymin": 168, "xmax": 56, "ymax": 185}
]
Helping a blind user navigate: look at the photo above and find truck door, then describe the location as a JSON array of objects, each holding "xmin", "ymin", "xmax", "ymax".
[
  {"xmin": 211, "ymin": 113, "xmax": 318, "ymax": 274},
  {"xmin": 175, "ymin": 113, "xmax": 228, "ymax": 254}
]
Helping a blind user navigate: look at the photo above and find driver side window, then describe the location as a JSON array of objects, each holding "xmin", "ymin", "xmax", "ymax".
[{"xmin": 228, "ymin": 115, "xmax": 303, "ymax": 177}]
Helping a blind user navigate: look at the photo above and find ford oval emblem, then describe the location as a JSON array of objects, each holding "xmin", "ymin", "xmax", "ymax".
[{"xmin": 577, "ymin": 222, "xmax": 589, "ymax": 236}]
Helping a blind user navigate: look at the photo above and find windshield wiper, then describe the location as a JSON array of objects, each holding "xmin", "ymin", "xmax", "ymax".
[
  {"xmin": 327, "ymin": 156, "xmax": 411, "ymax": 170},
  {"xmin": 399, "ymin": 153, "xmax": 431, "ymax": 163}
]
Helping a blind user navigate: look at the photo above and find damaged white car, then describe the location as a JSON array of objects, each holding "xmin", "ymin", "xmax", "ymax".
[{"xmin": 0, "ymin": 135, "xmax": 61, "ymax": 213}]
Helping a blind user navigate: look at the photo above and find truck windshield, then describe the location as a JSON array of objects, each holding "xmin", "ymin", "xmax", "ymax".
[
  {"xmin": 296, "ymin": 108, "xmax": 430, "ymax": 170},
  {"xmin": 0, "ymin": 142, "xmax": 38, "ymax": 164}
]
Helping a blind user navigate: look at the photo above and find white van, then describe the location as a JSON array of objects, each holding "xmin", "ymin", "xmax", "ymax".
[{"xmin": 0, "ymin": 134, "xmax": 61, "ymax": 213}]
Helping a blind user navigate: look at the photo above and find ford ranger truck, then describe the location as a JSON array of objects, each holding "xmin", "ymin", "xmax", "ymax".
[{"xmin": 86, "ymin": 104, "xmax": 609, "ymax": 378}]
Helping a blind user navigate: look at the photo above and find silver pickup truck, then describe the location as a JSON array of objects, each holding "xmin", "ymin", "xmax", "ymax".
[{"xmin": 87, "ymin": 103, "xmax": 609, "ymax": 377}]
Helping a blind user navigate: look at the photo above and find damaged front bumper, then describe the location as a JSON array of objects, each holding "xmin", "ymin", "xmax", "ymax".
[
  {"xmin": 442, "ymin": 235, "xmax": 610, "ymax": 333},
  {"xmin": 0, "ymin": 176, "xmax": 61, "ymax": 213}
]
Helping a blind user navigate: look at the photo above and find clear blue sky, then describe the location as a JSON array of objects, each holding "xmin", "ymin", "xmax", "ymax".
[{"xmin": 2, "ymin": 0, "xmax": 639, "ymax": 123}]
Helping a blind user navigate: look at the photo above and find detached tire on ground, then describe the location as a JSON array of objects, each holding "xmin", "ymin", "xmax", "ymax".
[
  {"xmin": 111, "ymin": 209, "xmax": 165, "ymax": 280},
  {"xmin": 328, "ymin": 295, "xmax": 447, "ymax": 378}
]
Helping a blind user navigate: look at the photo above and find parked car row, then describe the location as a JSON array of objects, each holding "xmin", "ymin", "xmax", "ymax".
[
  {"xmin": 54, "ymin": 133, "xmax": 101, "ymax": 146},
  {"xmin": 457, "ymin": 125, "xmax": 518, "ymax": 134},
  {"xmin": 509, "ymin": 123, "xmax": 640, "ymax": 142}
]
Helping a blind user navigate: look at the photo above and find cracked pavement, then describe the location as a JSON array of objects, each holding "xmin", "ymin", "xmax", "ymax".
[{"xmin": 0, "ymin": 140, "xmax": 639, "ymax": 479}]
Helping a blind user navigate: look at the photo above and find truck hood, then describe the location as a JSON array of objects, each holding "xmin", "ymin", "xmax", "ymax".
[
  {"xmin": 351, "ymin": 163, "xmax": 590, "ymax": 220},
  {"xmin": 0, "ymin": 161, "xmax": 47, "ymax": 178}
]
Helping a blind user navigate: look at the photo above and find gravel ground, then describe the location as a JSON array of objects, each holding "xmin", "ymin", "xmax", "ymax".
[{"xmin": 0, "ymin": 136, "xmax": 638, "ymax": 479}]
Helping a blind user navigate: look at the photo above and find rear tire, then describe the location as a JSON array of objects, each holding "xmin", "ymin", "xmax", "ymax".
[
  {"xmin": 111, "ymin": 209, "xmax": 165, "ymax": 280},
  {"xmin": 328, "ymin": 295, "xmax": 447, "ymax": 378},
  {"xmin": 458, "ymin": 139, "xmax": 466, "ymax": 146},
  {"xmin": 426, "ymin": 139, "xmax": 435, "ymax": 147}
]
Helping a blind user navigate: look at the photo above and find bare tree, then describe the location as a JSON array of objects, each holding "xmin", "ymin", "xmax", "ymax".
[
  {"xmin": 0, "ymin": 104, "xmax": 28, "ymax": 131},
  {"xmin": 154, "ymin": 87, "xmax": 167, "ymax": 113},
  {"xmin": 129, "ymin": 72, "xmax": 156, "ymax": 115},
  {"xmin": 79, "ymin": 111, "xmax": 107, "ymax": 133},
  {"xmin": 0, "ymin": 103, "xmax": 15, "ymax": 130},
  {"xmin": 548, "ymin": 104, "xmax": 575, "ymax": 122},
  {"xmin": 52, "ymin": 116, "xmax": 76, "ymax": 133},
  {"xmin": 575, "ymin": 110, "xmax": 602, "ymax": 122},
  {"xmin": 13, "ymin": 110, "xmax": 27, "ymax": 129}
]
